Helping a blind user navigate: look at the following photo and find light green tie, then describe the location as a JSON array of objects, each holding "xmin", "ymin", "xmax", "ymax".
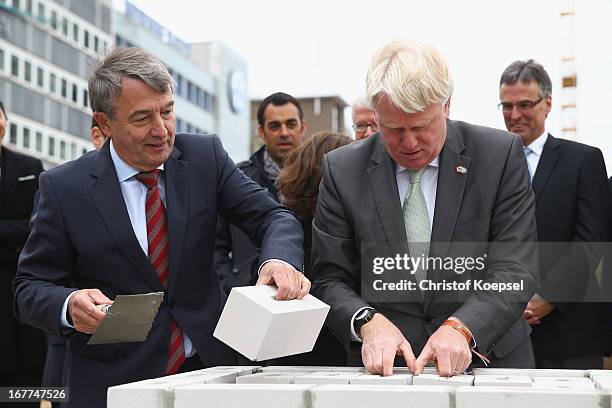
[{"xmin": 403, "ymin": 168, "xmax": 431, "ymax": 283}]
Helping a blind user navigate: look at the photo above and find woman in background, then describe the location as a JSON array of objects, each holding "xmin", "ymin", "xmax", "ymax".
[{"xmin": 278, "ymin": 130, "xmax": 351, "ymax": 366}]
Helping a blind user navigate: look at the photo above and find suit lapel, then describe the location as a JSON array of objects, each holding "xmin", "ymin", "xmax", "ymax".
[
  {"xmin": 164, "ymin": 147, "xmax": 188, "ymax": 297},
  {"xmin": 425, "ymin": 122, "xmax": 470, "ymax": 310},
  {"xmin": 366, "ymin": 136, "xmax": 406, "ymax": 244},
  {"xmin": 531, "ymin": 134, "xmax": 560, "ymax": 203},
  {"xmin": 87, "ymin": 143, "xmax": 164, "ymax": 291}
]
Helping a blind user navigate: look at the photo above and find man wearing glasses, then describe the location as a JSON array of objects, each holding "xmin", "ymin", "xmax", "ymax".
[
  {"xmin": 351, "ymin": 97, "xmax": 378, "ymax": 140},
  {"xmin": 499, "ymin": 59, "xmax": 611, "ymax": 369}
]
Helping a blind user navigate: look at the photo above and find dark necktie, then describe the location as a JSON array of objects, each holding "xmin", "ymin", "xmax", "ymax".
[{"xmin": 135, "ymin": 170, "xmax": 185, "ymax": 375}]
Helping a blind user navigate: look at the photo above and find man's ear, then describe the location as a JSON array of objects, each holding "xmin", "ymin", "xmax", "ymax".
[
  {"xmin": 258, "ymin": 125, "xmax": 266, "ymax": 142},
  {"xmin": 443, "ymin": 97, "xmax": 451, "ymax": 119},
  {"xmin": 93, "ymin": 112, "xmax": 113, "ymax": 138}
]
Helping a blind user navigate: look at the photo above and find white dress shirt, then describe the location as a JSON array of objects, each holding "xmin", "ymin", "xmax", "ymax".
[
  {"xmin": 61, "ymin": 141, "xmax": 195, "ymax": 357},
  {"xmin": 350, "ymin": 156, "xmax": 440, "ymax": 341},
  {"xmin": 523, "ymin": 131, "xmax": 548, "ymax": 181}
]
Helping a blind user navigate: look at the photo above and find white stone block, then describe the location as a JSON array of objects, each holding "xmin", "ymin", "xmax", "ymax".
[
  {"xmin": 591, "ymin": 375, "xmax": 612, "ymax": 389},
  {"xmin": 202, "ymin": 365, "xmax": 261, "ymax": 375},
  {"xmin": 473, "ymin": 374, "xmax": 532, "ymax": 387},
  {"xmin": 174, "ymin": 384, "xmax": 315, "ymax": 408},
  {"xmin": 350, "ymin": 373, "xmax": 413, "ymax": 385},
  {"xmin": 532, "ymin": 376, "xmax": 595, "ymax": 390},
  {"xmin": 473, "ymin": 368, "xmax": 587, "ymax": 379},
  {"xmin": 260, "ymin": 365, "xmax": 364, "ymax": 373},
  {"xmin": 412, "ymin": 373, "xmax": 474, "ymax": 387},
  {"xmin": 163, "ymin": 369, "xmax": 238, "ymax": 383},
  {"xmin": 213, "ymin": 285, "xmax": 329, "ymax": 361},
  {"xmin": 455, "ymin": 387, "xmax": 604, "ymax": 408},
  {"xmin": 588, "ymin": 369, "xmax": 612, "ymax": 380},
  {"xmin": 311, "ymin": 385, "xmax": 454, "ymax": 408},
  {"xmin": 107, "ymin": 376, "xmax": 213, "ymax": 408},
  {"xmin": 236, "ymin": 372, "xmax": 309, "ymax": 384},
  {"xmin": 293, "ymin": 371, "xmax": 361, "ymax": 384}
]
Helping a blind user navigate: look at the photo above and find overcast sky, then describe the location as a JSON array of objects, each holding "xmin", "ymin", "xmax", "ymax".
[{"xmin": 120, "ymin": 0, "xmax": 612, "ymax": 172}]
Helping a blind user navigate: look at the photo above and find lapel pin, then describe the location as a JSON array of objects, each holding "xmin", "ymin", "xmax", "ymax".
[{"xmin": 455, "ymin": 165, "xmax": 467, "ymax": 174}]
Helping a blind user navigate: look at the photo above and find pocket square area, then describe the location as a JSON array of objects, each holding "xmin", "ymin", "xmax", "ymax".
[{"xmin": 18, "ymin": 174, "xmax": 36, "ymax": 181}]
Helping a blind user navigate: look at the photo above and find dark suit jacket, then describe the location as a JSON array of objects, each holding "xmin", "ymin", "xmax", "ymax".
[
  {"xmin": 529, "ymin": 135, "xmax": 611, "ymax": 357},
  {"xmin": 13, "ymin": 134, "xmax": 303, "ymax": 408},
  {"xmin": 0, "ymin": 146, "xmax": 44, "ymax": 382},
  {"xmin": 311, "ymin": 120, "xmax": 539, "ymax": 367},
  {"xmin": 215, "ymin": 146, "xmax": 279, "ymax": 294}
]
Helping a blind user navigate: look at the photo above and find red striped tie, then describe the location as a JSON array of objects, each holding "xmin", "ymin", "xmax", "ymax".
[{"xmin": 136, "ymin": 170, "xmax": 185, "ymax": 375}]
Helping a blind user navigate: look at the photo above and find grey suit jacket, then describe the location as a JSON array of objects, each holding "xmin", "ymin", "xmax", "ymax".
[{"xmin": 311, "ymin": 120, "xmax": 539, "ymax": 366}]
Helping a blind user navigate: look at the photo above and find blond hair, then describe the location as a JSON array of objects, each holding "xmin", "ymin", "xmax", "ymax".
[{"xmin": 366, "ymin": 38, "xmax": 453, "ymax": 113}]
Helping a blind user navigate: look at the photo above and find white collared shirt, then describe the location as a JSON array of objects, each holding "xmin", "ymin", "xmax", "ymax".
[{"xmin": 524, "ymin": 131, "xmax": 548, "ymax": 181}]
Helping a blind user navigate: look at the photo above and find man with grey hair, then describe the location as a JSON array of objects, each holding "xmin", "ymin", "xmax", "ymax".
[
  {"xmin": 499, "ymin": 59, "xmax": 611, "ymax": 369},
  {"xmin": 13, "ymin": 47, "xmax": 308, "ymax": 408},
  {"xmin": 311, "ymin": 38, "xmax": 538, "ymax": 376},
  {"xmin": 351, "ymin": 96, "xmax": 378, "ymax": 140}
]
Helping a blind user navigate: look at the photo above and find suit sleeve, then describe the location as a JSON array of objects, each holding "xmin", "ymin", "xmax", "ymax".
[
  {"xmin": 452, "ymin": 135, "xmax": 539, "ymax": 354},
  {"xmin": 13, "ymin": 171, "xmax": 78, "ymax": 337},
  {"xmin": 212, "ymin": 137, "xmax": 304, "ymax": 272},
  {"xmin": 538, "ymin": 148, "xmax": 612, "ymax": 310},
  {"xmin": 310, "ymin": 155, "xmax": 370, "ymax": 349}
]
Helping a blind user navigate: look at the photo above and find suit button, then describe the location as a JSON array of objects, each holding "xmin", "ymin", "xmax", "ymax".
[{"xmin": 423, "ymin": 316, "xmax": 433, "ymax": 323}]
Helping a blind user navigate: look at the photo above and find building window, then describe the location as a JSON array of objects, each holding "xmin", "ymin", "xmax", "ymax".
[
  {"xmin": 176, "ymin": 118, "xmax": 183, "ymax": 133},
  {"xmin": 48, "ymin": 136, "xmax": 55, "ymax": 156},
  {"xmin": 71, "ymin": 142, "xmax": 76, "ymax": 159},
  {"xmin": 23, "ymin": 127, "xmax": 30, "ymax": 149},
  {"xmin": 37, "ymin": 3, "xmax": 45, "ymax": 22},
  {"xmin": 84, "ymin": 30, "xmax": 89, "ymax": 48},
  {"xmin": 61, "ymin": 78, "xmax": 67, "ymax": 98},
  {"xmin": 0, "ymin": 48, "xmax": 4, "ymax": 71},
  {"xmin": 82, "ymin": 147, "xmax": 87, "ymax": 156},
  {"xmin": 37, "ymin": 66, "xmax": 43, "ymax": 87},
  {"xmin": 176, "ymin": 74, "xmax": 183, "ymax": 96},
  {"xmin": 94, "ymin": 35, "xmax": 99, "ymax": 53},
  {"xmin": 35, "ymin": 131, "xmax": 42, "ymax": 152},
  {"xmin": 62, "ymin": 17, "xmax": 68, "ymax": 36},
  {"xmin": 72, "ymin": 83, "xmax": 77, "ymax": 103},
  {"xmin": 11, "ymin": 55, "xmax": 18, "ymax": 77},
  {"xmin": 25, "ymin": 0, "xmax": 32, "ymax": 14},
  {"xmin": 72, "ymin": 23, "xmax": 78, "ymax": 42},
  {"xmin": 24, "ymin": 61, "xmax": 32, "ymax": 82},
  {"xmin": 50, "ymin": 11, "xmax": 58, "ymax": 30},
  {"xmin": 83, "ymin": 89, "xmax": 89, "ymax": 108},
  {"xmin": 13, "ymin": 0, "xmax": 20, "ymax": 10},
  {"xmin": 59, "ymin": 140, "xmax": 66, "ymax": 160},
  {"xmin": 9, "ymin": 123, "xmax": 17, "ymax": 144},
  {"xmin": 49, "ymin": 72, "xmax": 56, "ymax": 93}
]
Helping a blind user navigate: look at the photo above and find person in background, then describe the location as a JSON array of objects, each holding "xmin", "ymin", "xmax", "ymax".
[
  {"xmin": 351, "ymin": 97, "xmax": 378, "ymax": 140},
  {"xmin": 499, "ymin": 59, "xmax": 612, "ymax": 369},
  {"xmin": 0, "ymin": 101, "xmax": 45, "ymax": 407},
  {"xmin": 278, "ymin": 131, "xmax": 352, "ymax": 366},
  {"xmin": 215, "ymin": 92, "xmax": 307, "ymax": 294}
]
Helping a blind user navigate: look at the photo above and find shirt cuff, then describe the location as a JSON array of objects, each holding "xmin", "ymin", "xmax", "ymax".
[
  {"xmin": 448, "ymin": 316, "xmax": 476, "ymax": 348},
  {"xmin": 60, "ymin": 291, "xmax": 78, "ymax": 329},
  {"xmin": 257, "ymin": 259, "xmax": 298, "ymax": 275},
  {"xmin": 349, "ymin": 306, "xmax": 371, "ymax": 342}
]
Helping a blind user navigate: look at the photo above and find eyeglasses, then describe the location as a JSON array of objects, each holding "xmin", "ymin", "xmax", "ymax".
[
  {"xmin": 352, "ymin": 122, "xmax": 379, "ymax": 133},
  {"xmin": 498, "ymin": 97, "xmax": 544, "ymax": 113}
]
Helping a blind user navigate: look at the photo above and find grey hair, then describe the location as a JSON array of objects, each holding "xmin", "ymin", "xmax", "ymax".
[
  {"xmin": 351, "ymin": 96, "xmax": 373, "ymax": 121},
  {"xmin": 366, "ymin": 38, "xmax": 453, "ymax": 114},
  {"xmin": 499, "ymin": 59, "xmax": 552, "ymax": 98},
  {"xmin": 88, "ymin": 47, "xmax": 175, "ymax": 118}
]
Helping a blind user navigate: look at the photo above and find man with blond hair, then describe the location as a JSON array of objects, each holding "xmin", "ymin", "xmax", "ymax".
[{"xmin": 311, "ymin": 38, "xmax": 538, "ymax": 376}]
